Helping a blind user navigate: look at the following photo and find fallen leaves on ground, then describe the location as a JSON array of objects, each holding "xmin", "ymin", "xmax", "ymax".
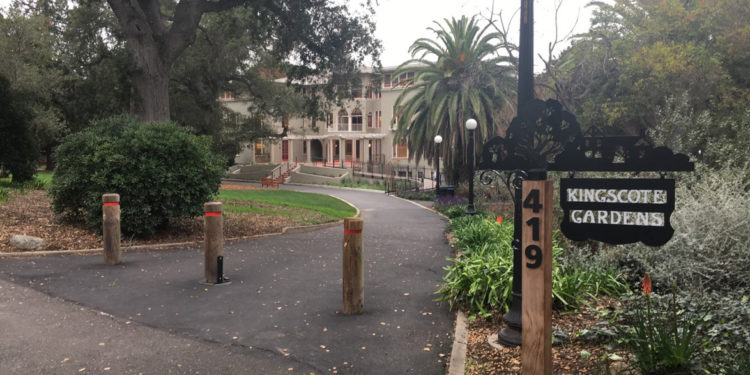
[
  {"xmin": 466, "ymin": 298, "xmax": 630, "ymax": 374},
  {"xmin": 0, "ymin": 185, "xmax": 308, "ymax": 253}
]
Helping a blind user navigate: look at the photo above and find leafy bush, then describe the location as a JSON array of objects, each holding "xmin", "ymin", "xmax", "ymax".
[
  {"xmin": 50, "ymin": 115, "xmax": 225, "ymax": 235},
  {"xmin": 624, "ymin": 164, "xmax": 750, "ymax": 293},
  {"xmin": 437, "ymin": 215, "xmax": 627, "ymax": 314}
]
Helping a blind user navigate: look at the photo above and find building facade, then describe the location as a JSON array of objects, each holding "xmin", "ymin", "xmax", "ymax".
[{"xmin": 225, "ymin": 66, "xmax": 431, "ymax": 169}]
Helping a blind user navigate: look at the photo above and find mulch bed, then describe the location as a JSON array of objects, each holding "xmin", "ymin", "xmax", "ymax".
[
  {"xmin": 465, "ymin": 297, "xmax": 631, "ymax": 374},
  {"xmin": 0, "ymin": 184, "xmax": 300, "ymax": 253}
]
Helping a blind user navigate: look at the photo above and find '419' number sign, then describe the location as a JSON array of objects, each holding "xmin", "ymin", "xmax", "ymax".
[{"xmin": 521, "ymin": 180, "xmax": 553, "ymax": 375}]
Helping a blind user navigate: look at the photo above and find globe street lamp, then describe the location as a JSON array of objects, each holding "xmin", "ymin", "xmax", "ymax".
[
  {"xmin": 434, "ymin": 135, "xmax": 443, "ymax": 193},
  {"xmin": 465, "ymin": 119, "xmax": 477, "ymax": 215}
]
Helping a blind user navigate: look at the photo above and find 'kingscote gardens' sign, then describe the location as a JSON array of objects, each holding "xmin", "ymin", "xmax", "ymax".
[{"xmin": 559, "ymin": 178, "xmax": 675, "ymax": 246}]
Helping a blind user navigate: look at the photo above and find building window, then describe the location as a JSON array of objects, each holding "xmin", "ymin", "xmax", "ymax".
[
  {"xmin": 282, "ymin": 114, "xmax": 289, "ymax": 128},
  {"xmin": 351, "ymin": 109, "xmax": 363, "ymax": 131},
  {"xmin": 338, "ymin": 109, "xmax": 349, "ymax": 131},
  {"xmin": 327, "ymin": 113, "xmax": 333, "ymax": 128},
  {"xmin": 375, "ymin": 110, "xmax": 382, "ymax": 128},
  {"xmin": 367, "ymin": 112, "xmax": 373, "ymax": 128},
  {"xmin": 405, "ymin": 72, "xmax": 414, "ymax": 86},
  {"xmin": 351, "ymin": 85, "xmax": 363, "ymax": 99},
  {"xmin": 219, "ymin": 91, "xmax": 234, "ymax": 100},
  {"xmin": 393, "ymin": 139, "xmax": 408, "ymax": 158},
  {"xmin": 383, "ymin": 74, "xmax": 391, "ymax": 88}
]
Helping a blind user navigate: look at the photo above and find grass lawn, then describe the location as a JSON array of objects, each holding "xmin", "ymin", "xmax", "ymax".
[
  {"xmin": 218, "ymin": 189, "xmax": 356, "ymax": 222},
  {"xmin": 0, "ymin": 171, "xmax": 53, "ymax": 203}
]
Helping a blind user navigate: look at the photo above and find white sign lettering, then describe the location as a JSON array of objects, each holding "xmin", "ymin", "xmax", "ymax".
[
  {"xmin": 565, "ymin": 188, "xmax": 668, "ymax": 204},
  {"xmin": 570, "ymin": 210, "xmax": 665, "ymax": 227}
]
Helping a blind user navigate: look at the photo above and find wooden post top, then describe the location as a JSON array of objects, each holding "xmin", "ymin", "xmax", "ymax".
[
  {"xmin": 344, "ymin": 218, "xmax": 363, "ymax": 231},
  {"xmin": 102, "ymin": 194, "xmax": 120, "ymax": 203},
  {"xmin": 204, "ymin": 202, "xmax": 222, "ymax": 213}
]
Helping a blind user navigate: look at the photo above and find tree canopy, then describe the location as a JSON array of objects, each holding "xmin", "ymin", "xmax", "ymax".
[
  {"xmin": 393, "ymin": 16, "xmax": 515, "ymax": 183},
  {"xmin": 105, "ymin": 0, "xmax": 381, "ymax": 122}
]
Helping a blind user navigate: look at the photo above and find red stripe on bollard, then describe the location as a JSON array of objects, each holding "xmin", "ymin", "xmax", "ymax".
[
  {"xmin": 344, "ymin": 229, "xmax": 362, "ymax": 234},
  {"xmin": 205, "ymin": 212, "xmax": 221, "ymax": 216},
  {"xmin": 103, "ymin": 202, "xmax": 119, "ymax": 207}
]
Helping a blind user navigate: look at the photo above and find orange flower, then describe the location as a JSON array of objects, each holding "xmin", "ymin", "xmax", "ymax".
[
  {"xmin": 642, "ymin": 273, "xmax": 652, "ymax": 296},
  {"xmin": 488, "ymin": 216, "xmax": 492, "ymax": 221},
  {"xmin": 496, "ymin": 216, "xmax": 502, "ymax": 224}
]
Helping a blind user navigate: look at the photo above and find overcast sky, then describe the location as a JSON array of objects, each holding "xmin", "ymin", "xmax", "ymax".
[
  {"xmin": 371, "ymin": 0, "xmax": 599, "ymax": 70},
  {"xmin": 1, "ymin": 0, "xmax": 599, "ymax": 72}
]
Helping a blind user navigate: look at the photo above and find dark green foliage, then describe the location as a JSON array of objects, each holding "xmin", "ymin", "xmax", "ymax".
[
  {"xmin": 437, "ymin": 215, "xmax": 627, "ymax": 315},
  {"xmin": 0, "ymin": 75, "xmax": 39, "ymax": 183},
  {"xmin": 49, "ymin": 115, "xmax": 225, "ymax": 235},
  {"xmin": 395, "ymin": 190, "xmax": 434, "ymax": 201},
  {"xmin": 617, "ymin": 291, "xmax": 701, "ymax": 375}
]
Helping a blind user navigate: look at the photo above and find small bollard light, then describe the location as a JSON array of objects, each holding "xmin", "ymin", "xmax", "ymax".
[{"xmin": 217, "ymin": 255, "xmax": 224, "ymax": 284}]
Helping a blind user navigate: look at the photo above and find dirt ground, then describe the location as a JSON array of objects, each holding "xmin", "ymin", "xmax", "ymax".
[
  {"xmin": 465, "ymin": 297, "xmax": 631, "ymax": 374},
  {"xmin": 0, "ymin": 184, "xmax": 299, "ymax": 253}
]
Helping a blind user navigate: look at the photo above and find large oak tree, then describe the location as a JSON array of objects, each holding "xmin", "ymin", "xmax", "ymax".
[{"xmin": 106, "ymin": 0, "xmax": 380, "ymax": 122}]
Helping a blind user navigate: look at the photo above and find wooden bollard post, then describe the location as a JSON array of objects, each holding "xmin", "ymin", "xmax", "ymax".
[
  {"xmin": 521, "ymin": 180, "xmax": 553, "ymax": 375},
  {"xmin": 102, "ymin": 194, "xmax": 121, "ymax": 265},
  {"xmin": 342, "ymin": 218, "xmax": 364, "ymax": 314},
  {"xmin": 204, "ymin": 202, "xmax": 224, "ymax": 284}
]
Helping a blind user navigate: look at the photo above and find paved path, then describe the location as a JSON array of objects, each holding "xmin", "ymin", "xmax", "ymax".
[{"xmin": 0, "ymin": 185, "xmax": 454, "ymax": 374}]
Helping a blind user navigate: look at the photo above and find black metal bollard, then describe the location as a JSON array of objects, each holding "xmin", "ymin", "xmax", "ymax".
[{"xmin": 217, "ymin": 255, "xmax": 224, "ymax": 284}]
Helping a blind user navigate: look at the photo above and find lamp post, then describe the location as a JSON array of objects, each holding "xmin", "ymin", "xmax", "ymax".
[
  {"xmin": 497, "ymin": 0, "xmax": 535, "ymax": 348},
  {"xmin": 465, "ymin": 119, "xmax": 477, "ymax": 215},
  {"xmin": 434, "ymin": 135, "xmax": 443, "ymax": 193}
]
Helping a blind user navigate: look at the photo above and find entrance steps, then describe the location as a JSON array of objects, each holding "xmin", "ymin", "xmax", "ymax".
[
  {"xmin": 286, "ymin": 165, "xmax": 350, "ymax": 185},
  {"xmin": 227, "ymin": 164, "xmax": 278, "ymax": 182}
]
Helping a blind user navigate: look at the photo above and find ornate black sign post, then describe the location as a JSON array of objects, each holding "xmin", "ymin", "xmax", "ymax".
[{"xmin": 478, "ymin": 0, "xmax": 695, "ymax": 352}]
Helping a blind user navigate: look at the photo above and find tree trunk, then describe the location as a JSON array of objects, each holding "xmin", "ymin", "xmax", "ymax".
[
  {"xmin": 107, "ymin": 0, "xmax": 214, "ymax": 123},
  {"xmin": 132, "ymin": 54, "xmax": 171, "ymax": 122}
]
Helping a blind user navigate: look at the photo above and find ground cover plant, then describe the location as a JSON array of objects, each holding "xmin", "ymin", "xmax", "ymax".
[
  {"xmin": 395, "ymin": 190, "xmax": 434, "ymax": 201},
  {"xmin": 437, "ymin": 214, "xmax": 628, "ymax": 318}
]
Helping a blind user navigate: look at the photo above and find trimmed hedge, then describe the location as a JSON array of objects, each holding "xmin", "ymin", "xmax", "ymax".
[{"xmin": 49, "ymin": 115, "xmax": 225, "ymax": 235}]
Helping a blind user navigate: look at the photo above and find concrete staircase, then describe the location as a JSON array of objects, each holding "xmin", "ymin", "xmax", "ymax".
[
  {"xmin": 286, "ymin": 165, "xmax": 350, "ymax": 185},
  {"xmin": 227, "ymin": 164, "xmax": 278, "ymax": 182}
]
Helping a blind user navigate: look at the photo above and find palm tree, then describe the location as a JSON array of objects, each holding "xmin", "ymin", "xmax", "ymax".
[{"xmin": 393, "ymin": 15, "xmax": 515, "ymax": 183}]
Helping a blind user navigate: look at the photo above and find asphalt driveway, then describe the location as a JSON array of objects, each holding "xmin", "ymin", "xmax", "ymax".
[{"xmin": 0, "ymin": 184, "xmax": 454, "ymax": 374}]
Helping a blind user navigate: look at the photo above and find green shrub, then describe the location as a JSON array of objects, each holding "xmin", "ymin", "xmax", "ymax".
[
  {"xmin": 49, "ymin": 115, "xmax": 225, "ymax": 235},
  {"xmin": 624, "ymin": 164, "xmax": 750, "ymax": 293},
  {"xmin": 396, "ymin": 190, "xmax": 434, "ymax": 200}
]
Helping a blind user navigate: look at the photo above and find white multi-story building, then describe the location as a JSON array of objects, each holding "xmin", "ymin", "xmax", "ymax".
[{"xmin": 225, "ymin": 66, "xmax": 430, "ymax": 169}]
